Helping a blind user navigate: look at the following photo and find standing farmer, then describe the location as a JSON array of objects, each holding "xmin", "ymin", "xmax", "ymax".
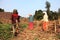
[
  {"xmin": 29, "ymin": 14, "xmax": 34, "ymax": 30},
  {"xmin": 42, "ymin": 12, "xmax": 48, "ymax": 31},
  {"xmin": 11, "ymin": 9, "xmax": 20, "ymax": 36}
]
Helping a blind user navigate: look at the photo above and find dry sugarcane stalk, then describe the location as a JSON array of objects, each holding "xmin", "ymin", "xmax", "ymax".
[{"xmin": 54, "ymin": 20, "xmax": 56, "ymax": 33}]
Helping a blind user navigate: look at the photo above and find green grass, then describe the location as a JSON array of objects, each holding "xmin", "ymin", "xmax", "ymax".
[
  {"xmin": 20, "ymin": 23, "xmax": 28, "ymax": 29},
  {"xmin": 0, "ymin": 24, "xmax": 13, "ymax": 40}
]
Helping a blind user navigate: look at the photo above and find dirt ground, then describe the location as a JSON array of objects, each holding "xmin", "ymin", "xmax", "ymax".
[
  {"xmin": 11, "ymin": 19, "xmax": 60, "ymax": 40},
  {"xmin": 11, "ymin": 26, "xmax": 59, "ymax": 40}
]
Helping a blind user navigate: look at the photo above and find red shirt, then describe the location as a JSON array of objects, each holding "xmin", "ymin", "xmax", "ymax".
[
  {"xmin": 12, "ymin": 13, "xmax": 18, "ymax": 19},
  {"xmin": 12, "ymin": 13, "xmax": 19, "ymax": 23}
]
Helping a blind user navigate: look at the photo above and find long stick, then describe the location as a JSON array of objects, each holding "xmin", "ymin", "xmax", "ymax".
[{"xmin": 55, "ymin": 20, "xmax": 56, "ymax": 33}]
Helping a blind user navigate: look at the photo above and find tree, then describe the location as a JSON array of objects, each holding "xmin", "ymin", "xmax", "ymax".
[
  {"xmin": 46, "ymin": 1, "xmax": 50, "ymax": 15},
  {"xmin": 34, "ymin": 10, "xmax": 38, "ymax": 19},
  {"xmin": 47, "ymin": 11, "xmax": 58, "ymax": 20},
  {"xmin": 58, "ymin": 8, "xmax": 60, "ymax": 17},
  {"xmin": 48, "ymin": 11, "xmax": 53, "ymax": 20},
  {"xmin": 58, "ymin": 8, "xmax": 60, "ymax": 13},
  {"xmin": 34, "ymin": 10, "xmax": 44, "ymax": 20},
  {"xmin": 0, "ymin": 8, "xmax": 4, "ymax": 12},
  {"xmin": 52, "ymin": 12, "xmax": 58, "ymax": 20},
  {"xmin": 45, "ymin": 1, "xmax": 51, "ymax": 20}
]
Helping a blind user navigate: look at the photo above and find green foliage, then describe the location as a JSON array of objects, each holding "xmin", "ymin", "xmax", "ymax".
[
  {"xmin": 46, "ymin": 1, "xmax": 50, "ymax": 15},
  {"xmin": 20, "ymin": 23, "xmax": 28, "ymax": 29},
  {"xmin": 58, "ymin": 8, "xmax": 60, "ymax": 17},
  {"xmin": 45, "ymin": 1, "xmax": 51, "ymax": 20},
  {"xmin": 46, "ymin": 1, "xmax": 50, "ymax": 9},
  {"xmin": 58, "ymin": 8, "xmax": 60, "ymax": 14},
  {"xmin": 34, "ymin": 37, "xmax": 39, "ymax": 40},
  {"xmin": 34, "ymin": 10, "xmax": 44, "ymax": 20},
  {"xmin": 34, "ymin": 10, "xmax": 58, "ymax": 20},
  {"xmin": 0, "ymin": 24, "xmax": 13, "ymax": 40},
  {"xmin": 0, "ymin": 8, "xmax": 4, "ymax": 12},
  {"xmin": 56, "ymin": 34, "xmax": 60, "ymax": 39},
  {"xmin": 48, "ymin": 11, "xmax": 58, "ymax": 20}
]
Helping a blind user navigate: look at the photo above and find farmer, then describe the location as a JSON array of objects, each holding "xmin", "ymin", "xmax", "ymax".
[
  {"xmin": 11, "ymin": 9, "xmax": 20, "ymax": 36},
  {"xmin": 28, "ymin": 14, "xmax": 34, "ymax": 30},
  {"xmin": 42, "ymin": 12, "xmax": 48, "ymax": 31}
]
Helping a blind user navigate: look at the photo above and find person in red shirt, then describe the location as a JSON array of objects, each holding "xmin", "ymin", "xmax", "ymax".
[{"xmin": 11, "ymin": 9, "xmax": 20, "ymax": 36}]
